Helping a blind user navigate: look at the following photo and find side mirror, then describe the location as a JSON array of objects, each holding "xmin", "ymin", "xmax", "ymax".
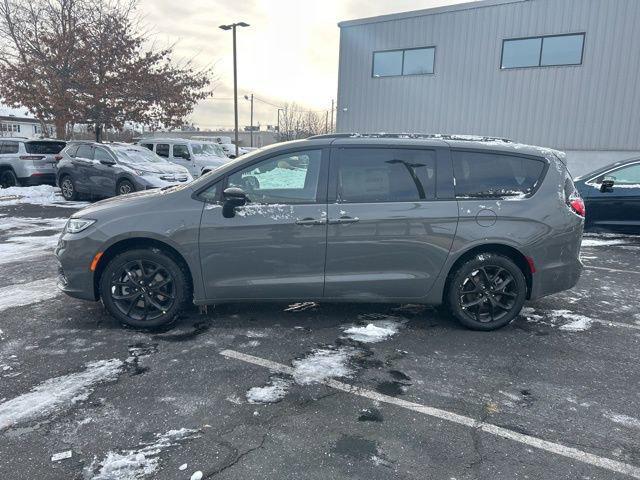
[
  {"xmin": 222, "ymin": 187, "xmax": 248, "ymax": 218},
  {"xmin": 99, "ymin": 159, "xmax": 116, "ymax": 166},
  {"xmin": 600, "ymin": 179, "xmax": 615, "ymax": 193}
]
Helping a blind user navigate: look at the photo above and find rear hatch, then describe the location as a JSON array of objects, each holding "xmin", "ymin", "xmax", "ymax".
[{"xmin": 24, "ymin": 141, "xmax": 66, "ymax": 169}]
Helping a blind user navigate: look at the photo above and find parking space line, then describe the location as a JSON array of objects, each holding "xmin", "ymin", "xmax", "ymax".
[
  {"xmin": 584, "ymin": 264, "xmax": 640, "ymax": 275},
  {"xmin": 220, "ymin": 349, "xmax": 640, "ymax": 479}
]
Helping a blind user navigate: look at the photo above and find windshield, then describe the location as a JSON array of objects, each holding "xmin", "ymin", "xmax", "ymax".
[
  {"xmin": 192, "ymin": 142, "xmax": 225, "ymax": 157},
  {"xmin": 113, "ymin": 146, "xmax": 165, "ymax": 164}
]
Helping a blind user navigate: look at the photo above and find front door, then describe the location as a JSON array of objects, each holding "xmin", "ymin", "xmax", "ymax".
[
  {"xmin": 586, "ymin": 161, "xmax": 640, "ymax": 233},
  {"xmin": 198, "ymin": 148, "xmax": 329, "ymax": 300},
  {"xmin": 324, "ymin": 146, "xmax": 458, "ymax": 299}
]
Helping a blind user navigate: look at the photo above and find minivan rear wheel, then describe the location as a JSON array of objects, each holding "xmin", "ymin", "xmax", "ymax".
[
  {"xmin": 0, "ymin": 169, "xmax": 19, "ymax": 188},
  {"xmin": 99, "ymin": 248, "xmax": 190, "ymax": 328},
  {"xmin": 447, "ymin": 253, "xmax": 527, "ymax": 331},
  {"xmin": 60, "ymin": 175, "xmax": 78, "ymax": 201}
]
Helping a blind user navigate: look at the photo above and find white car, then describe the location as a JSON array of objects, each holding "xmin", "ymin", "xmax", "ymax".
[
  {"xmin": 137, "ymin": 138, "xmax": 231, "ymax": 178},
  {"xmin": 220, "ymin": 143, "xmax": 250, "ymax": 158}
]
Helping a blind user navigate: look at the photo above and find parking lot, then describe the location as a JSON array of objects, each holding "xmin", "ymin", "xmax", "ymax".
[{"xmin": 0, "ymin": 187, "xmax": 639, "ymax": 480}]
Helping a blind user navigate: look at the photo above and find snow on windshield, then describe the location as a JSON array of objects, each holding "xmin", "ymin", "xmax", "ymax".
[{"xmin": 114, "ymin": 147, "xmax": 164, "ymax": 164}]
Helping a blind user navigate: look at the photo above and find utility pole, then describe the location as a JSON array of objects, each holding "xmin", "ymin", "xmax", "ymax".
[
  {"xmin": 324, "ymin": 110, "xmax": 328, "ymax": 134},
  {"xmin": 244, "ymin": 93, "xmax": 254, "ymax": 147},
  {"xmin": 330, "ymin": 99, "xmax": 334, "ymax": 133},
  {"xmin": 219, "ymin": 21, "xmax": 250, "ymax": 158},
  {"xmin": 277, "ymin": 108, "xmax": 283, "ymax": 140}
]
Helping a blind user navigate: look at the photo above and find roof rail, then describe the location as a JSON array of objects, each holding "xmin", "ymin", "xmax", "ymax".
[{"xmin": 308, "ymin": 133, "xmax": 513, "ymax": 143}]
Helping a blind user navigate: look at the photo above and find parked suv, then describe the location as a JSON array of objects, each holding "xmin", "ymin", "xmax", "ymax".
[
  {"xmin": 56, "ymin": 142, "xmax": 192, "ymax": 200},
  {"xmin": 0, "ymin": 138, "xmax": 66, "ymax": 188},
  {"xmin": 137, "ymin": 138, "xmax": 230, "ymax": 178},
  {"xmin": 55, "ymin": 134, "xmax": 584, "ymax": 330}
]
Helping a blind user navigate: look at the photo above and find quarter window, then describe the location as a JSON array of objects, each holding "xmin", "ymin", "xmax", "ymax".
[
  {"xmin": 373, "ymin": 47, "xmax": 435, "ymax": 77},
  {"xmin": 156, "ymin": 144, "xmax": 170, "ymax": 158},
  {"xmin": 452, "ymin": 151, "xmax": 545, "ymax": 198},
  {"xmin": 501, "ymin": 33, "xmax": 584, "ymax": 69},
  {"xmin": 0, "ymin": 141, "xmax": 19, "ymax": 154},
  {"xmin": 227, "ymin": 150, "xmax": 322, "ymax": 204},
  {"xmin": 336, "ymin": 148, "xmax": 436, "ymax": 203}
]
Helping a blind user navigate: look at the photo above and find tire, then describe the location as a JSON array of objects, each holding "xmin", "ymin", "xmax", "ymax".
[
  {"xmin": 0, "ymin": 169, "xmax": 19, "ymax": 189},
  {"xmin": 99, "ymin": 248, "xmax": 191, "ymax": 329},
  {"xmin": 117, "ymin": 179, "xmax": 135, "ymax": 196},
  {"xmin": 59, "ymin": 175, "xmax": 78, "ymax": 201},
  {"xmin": 446, "ymin": 253, "xmax": 527, "ymax": 331}
]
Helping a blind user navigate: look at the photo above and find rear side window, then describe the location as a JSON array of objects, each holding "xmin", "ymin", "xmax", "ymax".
[
  {"xmin": 336, "ymin": 148, "xmax": 436, "ymax": 203},
  {"xmin": 156, "ymin": 144, "xmax": 170, "ymax": 158},
  {"xmin": 452, "ymin": 151, "xmax": 545, "ymax": 198},
  {"xmin": 25, "ymin": 141, "xmax": 65, "ymax": 154},
  {"xmin": 1, "ymin": 141, "xmax": 19, "ymax": 154}
]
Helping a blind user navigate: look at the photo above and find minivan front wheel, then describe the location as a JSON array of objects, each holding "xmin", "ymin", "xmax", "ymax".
[
  {"xmin": 447, "ymin": 253, "xmax": 527, "ymax": 331},
  {"xmin": 60, "ymin": 176, "xmax": 78, "ymax": 201},
  {"xmin": 100, "ymin": 249, "xmax": 190, "ymax": 328}
]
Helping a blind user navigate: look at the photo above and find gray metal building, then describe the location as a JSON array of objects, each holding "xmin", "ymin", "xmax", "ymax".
[{"xmin": 336, "ymin": 0, "xmax": 640, "ymax": 175}]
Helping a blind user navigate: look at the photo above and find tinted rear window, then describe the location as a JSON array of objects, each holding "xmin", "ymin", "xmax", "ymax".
[
  {"xmin": 336, "ymin": 148, "xmax": 436, "ymax": 203},
  {"xmin": 452, "ymin": 151, "xmax": 545, "ymax": 198},
  {"xmin": 25, "ymin": 141, "xmax": 66, "ymax": 154}
]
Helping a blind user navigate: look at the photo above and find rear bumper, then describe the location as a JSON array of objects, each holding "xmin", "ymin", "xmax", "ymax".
[
  {"xmin": 19, "ymin": 173, "xmax": 56, "ymax": 186},
  {"xmin": 529, "ymin": 257, "xmax": 583, "ymax": 300}
]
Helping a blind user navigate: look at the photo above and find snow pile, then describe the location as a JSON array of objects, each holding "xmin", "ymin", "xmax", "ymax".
[
  {"xmin": 581, "ymin": 236, "xmax": 629, "ymax": 247},
  {"xmin": 292, "ymin": 347, "xmax": 355, "ymax": 385},
  {"xmin": 0, "ymin": 185, "xmax": 86, "ymax": 208},
  {"xmin": 551, "ymin": 310, "xmax": 594, "ymax": 332},
  {"xmin": 246, "ymin": 377, "xmax": 291, "ymax": 404},
  {"xmin": 0, "ymin": 359, "xmax": 123, "ymax": 430},
  {"xmin": 343, "ymin": 318, "xmax": 405, "ymax": 343},
  {"xmin": 90, "ymin": 428, "xmax": 200, "ymax": 480},
  {"xmin": 0, "ymin": 277, "xmax": 60, "ymax": 313}
]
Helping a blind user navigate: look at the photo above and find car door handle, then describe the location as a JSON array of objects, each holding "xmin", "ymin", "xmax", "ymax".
[
  {"xmin": 295, "ymin": 217, "xmax": 327, "ymax": 226},
  {"xmin": 329, "ymin": 216, "xmax": 360, "ymax": 225}
]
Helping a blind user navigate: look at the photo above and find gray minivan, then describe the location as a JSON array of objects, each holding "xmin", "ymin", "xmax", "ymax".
[{"xmin": 55, "ymin": 134, "xmax": 584, "ymax": 331}]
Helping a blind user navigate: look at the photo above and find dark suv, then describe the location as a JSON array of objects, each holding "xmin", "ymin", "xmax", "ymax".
[{"xmin": 55, "ymin": 134, "xmax": 584, "ymax": 330}]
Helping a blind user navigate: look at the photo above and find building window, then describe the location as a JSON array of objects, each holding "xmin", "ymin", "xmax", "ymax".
[
  {"xmin": 501, "ymin": 33, "xmax": 585, "ymax": 69},
  {"xmin": 0, "ymin": 123, "xmax": 20, "ymax": 133},
  {"xmin": 373, "ymin": 47, "xmax": 435, "ymax": 77}
]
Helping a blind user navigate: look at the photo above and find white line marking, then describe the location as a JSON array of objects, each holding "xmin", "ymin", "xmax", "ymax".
[
  {"xmin": 584, "ymin": 264, "xmax": 640, "ymax": 275},
  {"xmin": 220, "ymin": 349, "xmax": 640, "ymax": 479},
  {"xmin": 590, "ymin": 319, "xmax": 640, "ymax": 331}
]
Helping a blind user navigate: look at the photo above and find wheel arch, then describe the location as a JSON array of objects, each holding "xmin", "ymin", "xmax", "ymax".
[
  {"xmin": 93, "ymin": 236, "xmax": 195, "ymax": 301},
  {"xmin": 443, "ymin": 243, "xmax": 533, "ymax": 303}
]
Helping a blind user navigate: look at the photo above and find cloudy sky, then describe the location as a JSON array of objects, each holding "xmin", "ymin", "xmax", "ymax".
[{"xmin": 137, "ymin": 0, "xmax": 471, "ymax": 131}]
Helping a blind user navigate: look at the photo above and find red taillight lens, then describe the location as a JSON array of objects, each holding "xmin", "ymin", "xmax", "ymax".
[
  {"xmin": 570, "ymin": 197, "xmax": 585, "ymax": 217},
  {"xmin": 19, "ymin": 155, "xmax": 45, "ymax": 161},
  {"xmin": 54, "ymin": 155, "xmax": 63, "ymax": 162}
]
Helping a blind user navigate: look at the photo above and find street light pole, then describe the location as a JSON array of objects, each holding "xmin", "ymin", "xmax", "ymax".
[{"xmin": 219, "ymin": 21, "xmax": 250, "ymax": 158}]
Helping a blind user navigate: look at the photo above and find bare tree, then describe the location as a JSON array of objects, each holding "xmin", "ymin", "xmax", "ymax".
[
  {"xmin": 0, "ymin": 0, "xmax": 213, "ymax": 140},
  {"xmin": 277, "ymin": 103, "xmax": 325, "ymax": 141}
]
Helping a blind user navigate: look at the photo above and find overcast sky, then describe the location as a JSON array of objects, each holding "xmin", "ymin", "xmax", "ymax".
[{"xmin": 137, "ymin": 0, "xmax": 471, "ymax": 131}]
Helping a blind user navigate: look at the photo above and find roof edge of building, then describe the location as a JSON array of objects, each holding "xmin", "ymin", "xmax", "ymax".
[{"xmin": 338, "ymin": 0, "xmax": 531, "ymax": 28}]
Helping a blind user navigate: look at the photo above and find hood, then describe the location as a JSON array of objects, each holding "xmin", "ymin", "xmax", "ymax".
[
  {"xmin": 71, "ymin": 185, "xmax": 190, "ymax": 218},
  {"xmin": 193, "ymin": 154, "xmax": 230, "ymax": 165},
  {"xmin": 120, "ymin": 160, "xmax": 188, "ymax": 175}
]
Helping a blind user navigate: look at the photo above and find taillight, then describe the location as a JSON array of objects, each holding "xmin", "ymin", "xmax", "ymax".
[
  {"xmin": 54, "ymin": 155, "xmax": 63, "ymax": 162},
  {"xmin": 19, "ymin": 155, "xmax": 45, "ymax": 161},
  {"xmin": 569, "ymin": 196, "xmax": 585, "ymax": 217}
]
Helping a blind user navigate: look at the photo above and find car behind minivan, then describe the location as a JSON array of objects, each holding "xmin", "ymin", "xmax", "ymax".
[
  {"xmin": 137, "ymin": 138, "xmax": 230, "ymax": 178},
  {"xmin": 55, "ymin": 134, "xmax": 584, "ymax": 331}
]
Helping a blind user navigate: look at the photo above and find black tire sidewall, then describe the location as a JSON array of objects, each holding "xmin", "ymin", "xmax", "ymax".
[
  {"xmin": 99, "ymin": 249, "xmax": 188, "ymax": 328},
  {"xmin": 1, "ymin": 170, "xmax": 18, "ymax": 188},
  {"xmin": 447, "ymin": 254, "xmax": 527, "ymax": 331}
]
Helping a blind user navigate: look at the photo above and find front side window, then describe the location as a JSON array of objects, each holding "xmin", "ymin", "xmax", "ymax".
[
  {"xmin": 605, "ymin": 164, "xmax": 640, "ymax": 185},
  {"xmin": 173, "ymin": 144, "xmax": 190, "ymax": 159},
  {"xmin": 336, "ymin": 148, "xmax": 436, "ymax": 203},
  {"xmin": 373, "ymin": 47, "xmax": 435, "ymax": 77},
  {"xmin": 502, "ymin": 33, "xmax": 584, "ymax": 69},
  {"xmin": 94, "ymin": 148, "xmax": 113, "ymax": 162},
  {"xmin": 141, "ymin": 143, "xmax": 153, "ymax": 151},
  {"xmin": 76, "ymin": 145, "xmax": 94, "ymax": 160},
  {"xmin": 452, "ymin": 151, "xmax": 545, "ymax": 198},
  {"xmin": 156, "ymin": 144, "xmax": 170, "ymax": 158},
  {"xmin": 227, "ymin": 150, "xmax": 322, "ymax": 204}
]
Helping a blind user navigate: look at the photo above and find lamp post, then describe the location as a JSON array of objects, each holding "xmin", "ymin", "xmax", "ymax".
[
  {"xmin": 219, "ymin": 21, "xmax": 250, "ymax": 158},
  {"xmin": 244, "ymin": 93, "xmax": 254, "ymax": 147}
]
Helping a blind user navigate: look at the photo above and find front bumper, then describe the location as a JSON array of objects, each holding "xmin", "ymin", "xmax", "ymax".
[{"xmin": 55, "ymin": 233, "xmax": 100, "ymax": 301}]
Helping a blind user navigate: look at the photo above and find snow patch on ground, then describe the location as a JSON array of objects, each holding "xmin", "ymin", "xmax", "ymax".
[
  {"xmin": 0, "ymin": 185, "xmax": 87, "ymax": 208},
  {"xmin": 342, "ymin": 317, "xmax": 406, "ymax": 343},
  {"xmin": 89, "ymin": 428, "xmax": 200, "ymax": 480},
  {"xmin": 523, "ymin": 308, "xmax": 595, "ymax": 332},
  {"xmin": 292, "ymin": 347, "xmax": 355, "ymax": 385},
  {"xmin": 0, "ymin": 232, "xmax": 60, "ymax": 265},
  {"xmin": 604, "ymin": 412, "xmax": 640, "ymax": 430},
  {"xmin": 246, "ymin": 377, "xmax": 291, "ymax": 404},
  {"xmin": 0, "ymin": 277, "xmax": 60, "ymax": 312},
  {"xmin": 0, "ymin": 359, "xmax": 123, "ymax": 430}
]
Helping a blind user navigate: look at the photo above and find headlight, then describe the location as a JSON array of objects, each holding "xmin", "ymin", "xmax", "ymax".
[
  {"xmin": 65, "ymin": 218, "xmax": 96, "ymax": 233},
  {"xmin": 134, "ymin": 169, "xmax": 153, "ymax": 176}
]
